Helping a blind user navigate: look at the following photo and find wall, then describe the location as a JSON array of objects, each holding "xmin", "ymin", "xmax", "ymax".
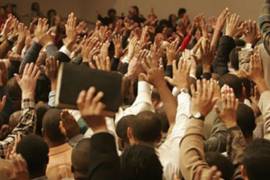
[{"xmin": 1, "ymin": 0, "xmax": 264, "ymax": 23}]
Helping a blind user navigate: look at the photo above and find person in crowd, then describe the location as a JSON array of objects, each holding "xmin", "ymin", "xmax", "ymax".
[{"xmin": 0, "ymin": 1, "xmax": 269, "ymax": 180}]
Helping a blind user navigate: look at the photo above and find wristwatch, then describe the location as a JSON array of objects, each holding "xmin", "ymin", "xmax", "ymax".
[{"xmin": 191, "ymin": 112, "xmax": 205, "ymax": 121}]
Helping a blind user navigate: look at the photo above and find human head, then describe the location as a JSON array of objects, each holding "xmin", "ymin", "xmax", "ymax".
[
  {"xmin": 237, "ymin": 103, "xmax": 256, "ymax": 139},
  {"xmin": 205, "ymin": 152, "xmax": 234, "ymax": 180},
  {"xmin": 47, "ymin": 9, "xmax": 57, "ymax": 19},
  {"xmin": 31, "ymin": 2, "xmax": 40, "ymax": 12},
  {"xmin": 129, "ymin": 6, "xmax": 139, "ymax": 17},
  {"xmin": 120, "ymin": 144, "xmax": 163, "ymax": 180},
  {"xmin": 42, "ymin": 108, "xmax": 66, "ymax": 146},
  {"xmin": 107, "ymin": 8, "xmax": 116, "ymax": 18},
  {"xmin": 178, "ymin": 8, "xmax": 187, "ymax": 18},
  {"xmin": 242, "ymin": 139, "xmax": 270, "ymax": 179},
  {"xmin": 116, "ymin": 115, "xmax": 136, "ymax": 150},
  {"xmin": 72, "ymin": 138, "xmax": 91, "ymax": 180},
  {"xmin": 127, "ymin": 111, "xmax": 162, "ymax": 145},
  {"xmin": 16, "ymin": 134, "xmax": 49, "ymax": 178},
  {"xmin": 219, "ymin": 74, "xmax": 243, "ymax": 100}
]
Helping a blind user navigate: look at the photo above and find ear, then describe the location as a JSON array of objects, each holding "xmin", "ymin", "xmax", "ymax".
[
  {"xmin": 240, "ymin": 164, "xmax": 249, "ymax": 180},
  {"xmin": 127, "ymin": 127, "xmax": 135, "ymax": 145},
  {"xmin": 58, "ymin": 121, "xmax": 67, "ymax": 136}
]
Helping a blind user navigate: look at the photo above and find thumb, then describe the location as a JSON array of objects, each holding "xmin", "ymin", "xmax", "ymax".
[
  {"xmin": 164, "ymin": 76, "xmax": 174, "ymax": 85},
  {"xmin": 14, "ymin": 73, "xmax": 21, "ymax": 83}
]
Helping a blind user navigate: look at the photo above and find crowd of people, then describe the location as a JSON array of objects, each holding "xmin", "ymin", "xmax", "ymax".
[{"xmin": 0, "ymin": 0, "xmax": 269, "ymax": 180}]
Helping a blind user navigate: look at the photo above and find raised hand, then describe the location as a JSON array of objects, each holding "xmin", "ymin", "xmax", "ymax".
[
  {"xmin": 165, "ymin": 59, "xmax": 191, "ymax": 89},
  {"xmin": 64, "ymin": 12, "xmax": 78, "ymax": 50},
  {"xmin": 216, "ymin": 85, "xmax": 239, "ymax": 128},
  {"xmin": 45, "ymin": 56, "xmax": 59, "ymax": 90},
  {"xmin": 100, "ymin": 40, "xmax": 110, "ymax": 61},
  {"xmin": 14, "ymin": 63, "xmax": 40, "ymax": 99},
  {"xmin": 225, "ymin": 13, "xmax": 241, "ymax": 37},
  {"xmin": 200, "ymin": 38, "xmax": 214, "ymax": 73},
  {"xmin": 141, "ymin": 51, "xmax": 165, "ymax": 87},
  {"xmin": 166, "ymin": 38, "xmax": 179, "ymax": 65},
  {"xmin": 77, "ymin": 87, "xmax": 107, "ymax": 132},
  {"xmin": 191, "ymin": 79, "xmax": 218, "ymax": 117},
  {"xmin": 215, "ymin": 8, "xmax": 230, "ymax": 31},
  {"xmin": 112, "ymin": 34, "xmax": 123, "ymax": 58},
  {"xmin": 34, "ymin": 18, "xmax": 52, "ymax": 46},
  {"xmin": 90, "ymin": 55, "xmax": 111, "ymax": 72},
  {"xmin": 81, "ymin": 36, "xmax": 100, "ymax": 62},
  {"xmin": 1, "ymin": 15, "xmax": 17, "ymax": 38},
  {"xmin": 127, "ymin": 36, "xmax": 138, "ymax": 60},
  {"xmin": 60, "ymin": 110, "xmax": 80, "ymax": 139},
  {"xmin": 243, "ymin": 20, "xmax": 259, "ymax": 45},
  {"xmin": 243, "ymin": 49, "xmax": 269, "ymax": 93}
]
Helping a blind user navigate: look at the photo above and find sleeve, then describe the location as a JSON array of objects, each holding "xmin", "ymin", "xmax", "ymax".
[
  {"xmin": 46, "ymin": 44, "xmax": 71, "ymax": 63},
  {"xmin": 158, "ymin": 92, "xmax": 191, "ymax": 180},
  {"xmin": 48, "ymin": 91, "xmax": 56, "ymax": 107},
  {"xmin": 226, "ymin": 126, "xmax": 247, "ymax": 165},
  {"xmin": 179, "ymin": 119, "xmax": 209, "ymax": 180},
  {"xmin": 19, "ymin": 42, "xmax": 43, "ymax": 73},
  {"xmin": 258, "ymin": 91, "xmax": 270, "ymax": 140},
  {"xmin": 0, "ymin": 98, "xmax": 36, "ymax": 157},
  {"xmin": 212, "ymin": 36, "xmax": 236, "ymax": 76},
  {"xmin": 204, "ymin": 117, "xmax": 228, "ymax": 153},
  {"xmin": 111, "ymin": 57, "xmax": 120, "ymax": 71},
  {"xmin": 179, "ymin": 34, "xmax": 192, "ymax": 51},
  {"xmin": 115, "ymin": 81, "xmax": 154, "ymax": 124}
]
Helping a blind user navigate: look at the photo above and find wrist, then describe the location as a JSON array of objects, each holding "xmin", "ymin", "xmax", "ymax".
[
  {"xmin": 224, "ymin": 120, "xmax": 237, "ymax": 128},
  {"xmin": 176, "ymin": 82, "xmax": 189, "ymax": 90},
  {"xmin": 202, "ymin": 64, "xmax": 211, "ymax": 73},
  {"xmin": 22, "ymin": 92, "xmax": 35, "ymax": 100}
]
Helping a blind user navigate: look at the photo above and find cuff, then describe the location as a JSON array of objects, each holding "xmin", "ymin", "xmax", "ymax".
[
  {"xmin": 22, "ymin": 99, "xmax": 35, "ymax": 109},
  {"xmin": 59, "ymin": 46, "xmax": 71, "ymax": 58}
]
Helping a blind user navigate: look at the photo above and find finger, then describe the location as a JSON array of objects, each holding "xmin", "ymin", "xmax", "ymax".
[
  {"xmin": 77, "ymin": 90, "xmax": 86, "ymax": 107},
  {"xmin": 92, "ymin": 91, "xmax": 104, "ymax": 104},
  {"xmin": 85, "ymin": 87, "xmax": 96, "ymax": 103}
]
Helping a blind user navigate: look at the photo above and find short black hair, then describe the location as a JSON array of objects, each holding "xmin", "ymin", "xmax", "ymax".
[
  {"xmin": 237, "ymin": 103, "xmax": 256, "ymax": 138},
  {"xmin": 72, "ymin": 138, "xmax": 91, "ymax": 180},
  {"xmin": 205, "ymin": 152, "xmax": 234, "ymax": 180},
  {"xmin": 42, "ymin": 108, "xmax": 66, "ymax": 143},
  {"xmin": 156, "ymin": 108, "xmax": 169, "ymax": 133},
  {"xmin": 120, "ymin": 144, "xmax": 163, "ymax": 180},
  {"xmin": 132, "ymin": 111, "xmax": 162, "ymax": 143},
  {"xmin": 107, "ymin": 8, "xmax": 116, "ymax": 16},
  {"xmin": 243, "ymin": 139, "xmax": 270, "ymax": 180},
  {"xmin": 219, "ymin": 74, "xmax": 243, "ymax": 98},
  {"xmin": 229, "ymin": 48, "xmax": 240, "ymax": 70},
  {"xmin": 178, "ymin": 8, "xmax": 187, "ymax": 17},
  {"xmin": 116, "ymin": 115, "xmax": 136, "ymax": 142},
  {"xmin": 16, "ymin": 134, "xmax": 49, "ymax": 177}
]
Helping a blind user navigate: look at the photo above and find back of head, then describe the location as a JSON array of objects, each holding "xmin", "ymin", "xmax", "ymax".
[
  {"xmin": 178, "ymin": 8, "xmax": 187, "ymax": 17},
  {"xmin": 205, "ymin": 152, "xmax": 234, "ymax": 180},
  {"xmin": 42, "ymin": 108, "xmax": 66, "ymax": 144},
  {"xmin": 16, "ymin": 134, "xmax": 49, "ymax": 177},
  {"xmin": 237, "ymin": 103, "xmax": 256, "ymax": 138},
  {"xmin": 72, "ymin": 138, "xmax": 91, "ymax": 180},
  {"xmin": 116, "ymin": 115, "xmax": 136, "ymax": 149},
  {"xmin": 219, "ymin": 74, "xmax": 242, "ymax": 98},
  {"xmin": 132, "ymin": 111, "xmax": 162, "ymax": 143},
  {"xmin": 243, "ymin": 139, "xmax": 270, "ymax": 180},
  {"xmin": 120, "ymin": 144, "xmax": 163, "ymax": 180}
]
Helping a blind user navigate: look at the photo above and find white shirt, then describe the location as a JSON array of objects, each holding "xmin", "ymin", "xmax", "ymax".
[
  {"xmin": 158, "ymin": 92, "xmax": 191, "ymax": 180},
  {"xmin": 115, "ymin": 81, "xmax": 154, "ymax": 124}
]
